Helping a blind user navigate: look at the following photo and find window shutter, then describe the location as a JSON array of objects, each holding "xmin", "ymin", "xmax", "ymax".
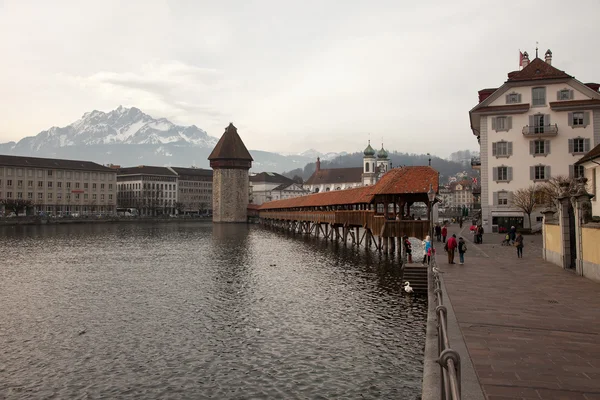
[
  {"xmin": 530, "ymin": 166, "xmax": 535, "ymax": 180},
  {"xmin": 507, "ymin": 116, "xmax": 512, "ymax": 130},
  {"xmin": 556, "ymin": 90, "xmax": 561, "ymax": 100},
  {"xmin": 508, "ymin": 191, "xmax": 514, "ymax": 206},
  {"xmin": 491, "ymin": 117, "xmax": 497, "ymax": 131},
  {"xmin": 505, "ymin": 94, "xmax": 509, "ymax": 104},
  {"xmin": 569, "ymin": 164, "xmax": 574, "ymax": 178},
  {"xmin": 584, "ymin": 112, "xmax": 590, "ymax": 127},
  {"xmin": 545, "ymin": 166, "xmax": 551, "ymax": 179},
  {"xmin": 507, "ymin": 141, "xmax": 513, "ymax": 156},
  {"xmin": 492, "ymin": 142, "xmax": 497, "ymax": 156},
  {"xmin": 584, "ymin": 138, "xmax": 591, "ymax": 152},
  {"xmin": 529, "ymin": 115, "xmax": 534, "ymax": 128},
  {"xmin": 545, "ymin": 140, "xmax": 551, "ymax": 155},
  {"xmin": 493, "ymin": 167, "xmax": 498, "ymax": 181},
  {"xmin": 569, "ymin": 90, "xmax": 574, "ymax": 99},
  {"xmin": 517, "ymin": 94, "xmax": 522, "ymax": 103},
  {"xmin": 507, "ymin": 167, "xmax": 513, "ymax": 181},
  {"xmin": 568, "ymin": 138, "xmax": 574, "ymax": 153},
  {"xmin": 543, "ymin": 114, "xmax": 550, "ymax": 126},
  {"xmin": 568, "ymin": 112, "xmax": 573, "ymax": 127},
  {"xmin": 529, "ymin": 140, "xmax": 535, "ymax": 155},
  {"xmin": 493, "ymin": 192, "xmax": 498, "ymax": 205}
]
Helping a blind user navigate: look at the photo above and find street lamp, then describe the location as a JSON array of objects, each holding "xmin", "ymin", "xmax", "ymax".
[{"xmin": 427, "ymin": 183, "xmax": 435, "ymax": 239}]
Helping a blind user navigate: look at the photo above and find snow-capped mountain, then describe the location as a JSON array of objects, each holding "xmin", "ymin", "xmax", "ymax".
[
  {"xmin": 3, "ymin": 106, "xmax": 217, "ymax": 153},
  {"xmin": 296, "ymin": 149, "xmax": 347, "ymax": 161}
]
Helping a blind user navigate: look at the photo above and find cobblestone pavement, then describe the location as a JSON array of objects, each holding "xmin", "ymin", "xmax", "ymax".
[{"xmin": 432, "ymin": 224, "xmax": 600, "ymax": 400}]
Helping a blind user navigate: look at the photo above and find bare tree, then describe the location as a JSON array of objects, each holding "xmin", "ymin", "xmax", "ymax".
[
  {"xmin": 174, "ymin": 202, "xmax": 185, "ymax": 215},
  {"xmin": 511, "ymin": 185, "xmax": 537, "ymax": 230},
  {"xmin": 1, "ymin": 199, "xmax": 33, "ymax": 216}
]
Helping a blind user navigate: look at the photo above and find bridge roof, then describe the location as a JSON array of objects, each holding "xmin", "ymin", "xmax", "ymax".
[{"xmin": 259, "ymin": 166, "xmax": 438, "ymax": 210}]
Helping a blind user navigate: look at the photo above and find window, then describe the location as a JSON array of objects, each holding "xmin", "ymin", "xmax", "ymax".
[
  {"xmin": 557, "ymin": 89, "xmax": 573, "ymax": 100},
  {"xmin": 533, "ymin": 114, "xmax": 545, "ymax": 133},
  {"xmin": 569, "ymin": 111, "xmax": 590, "ymax": 128},
  {"xmin": 365, "ymin": 163, "xmax": 369, "ymax": 172},
  {"xmin": 506, "ymin": 93, "xmax": 521, "ymax": 104},
  {"xmin": 84, "ymin": 194, "xmax": 88, "ymax": 200},
  {"xmin": 17, "ymin": 192, "xmax": 23, "ymax": 199},
  {"xmin": 7, "ymin": 192, "xmax": 12, "ymax": 198},
  {"xmin": 27, "ymin": 192, "xmax": 33, "ymax": 199},
  {"xmin": 75, "ymin": 194, "xmax": 80, "ymax": 200},
  {"xmin": 75, "ymin": 182, "xmax": 80, "ymax": 188},
  {"xmin": 493, "ymin": 166, "xmax": 512, "ymax": 182},
  {"xmin": 7, "ymin": 179, "xmax": 12, "ymax": 187},
  {"xmin": 569, "ymin": 138, "xmax": 590, "ymax": 154},
  {"xmin": 93, "ymin": 183, "xmax": 97, "ymax": 189},
  {"xmin": 38, "ymin": 193, "xmax": 43, "ymax": 199},
  {"xmin": 570, "ymin": 165, "xmax": 585, "ymax": 179},
  {"xmin": 531, "ymin": 165, "xmax": 550, "ymax": 181},
  {"xmin": 101, "ymin": 194, "xmax": 105, "ymax": 200},
  {"xmin": 101, "ymin": 184, "xmax": 105, "ymax": 189},
  {"xmin": 17, "ymin": 180, "xmax": 23, "ymax": 188},
  {"xmin": 573, "ymin": 112, "xmax": 584, "ymax": 126},
  {"xmin": 492, "ymin": 141, "xmax": 512, "ymax": 157},
  {"xmin": 66, "ymin": 182, "xmax": 71, "ymax": 189},
  {"xmin": 84, "ymin": 183, "xmax": 88, "ymax": 189},
  {"xmin": 93, "ymin": 194, "xmax": 97, "ymax": 200},
  {"xmin": 38, "ymin": 181, "xmax": 43, "ymax": 187},
  {"xmin": 57, "ymin": 193, "xmax": 62, "ymax": 200},
  {"xmin": 47, "ymin": 193, "xmax": 53, "ymax": 200},
  {"xmin": 109, "ymin": 184, "xmax": 113, "ymax": 190},
  {"xmin": 109, "ymin": 194, "xmax": 113, "ymax": 200},
  {"xmin": 48, "ymin": 170, "xmax": 53, "ymax": 177},
  {"xmin": 532, "ymin": 87, "xmax": 546, "ymax": 106},
  {"xmin": 530, "ymin": 140, "xmax": 550, "ymax": 156},
  {"xmin": 492, "ymin": 116, "xmax": 511, "ymax": 132},
  {"xmin": 57, "ymin": 182, "xmax": 62, "ymax": 188},
  {"xmin": 28, "ymin": 180, "xmax": 33, "ymax": 187}
]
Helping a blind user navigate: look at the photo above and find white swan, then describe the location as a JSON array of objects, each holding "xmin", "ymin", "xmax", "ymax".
[
  {"xmin": 432, "ymin": 266, "xmax": 445, "ymax": 274},
  {"xmin": 404, "ymin": 281, "xmax": 414, "ymax": 293}
]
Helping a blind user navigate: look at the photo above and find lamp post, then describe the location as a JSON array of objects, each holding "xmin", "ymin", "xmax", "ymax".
[{"xmin": 427, "ymin": 183, "xmax": 435, "ymax": 240}]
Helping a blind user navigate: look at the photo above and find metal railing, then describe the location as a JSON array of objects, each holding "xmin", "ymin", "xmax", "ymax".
[
  {"xmin": 522, "ymin": 124, "xmax": 558, "ymax": 136},
  {"xmin": 431, "ymin": 256, "xmax": 462, "ymax": 400}
]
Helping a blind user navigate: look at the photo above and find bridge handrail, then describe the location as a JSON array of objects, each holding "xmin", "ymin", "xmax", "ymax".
[{"xmin": 431, "ymin": 255, "xmax": 461, "ymax": 400}]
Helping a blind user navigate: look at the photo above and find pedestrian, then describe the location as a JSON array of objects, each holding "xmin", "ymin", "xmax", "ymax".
[
  {"xmin": 441, "ymin": 224, "xmax": 448, "ymax": 243},
  {"xmin": 509, "ymin": 226, "xmax": 516, "ymax": 244},
  {"xmin": 435, "ymin": 224, "xmax": 442, "ymax": 242},
  {"xmin": 422, "ymin": 235, "xmax": 432, "ymax": 265},
  {"xmin": 458, "ymin": 237, "xmax": 467, "ymax": 265},
  {"xmin": 403, "ymin": 235, "xmax": 413, "ymax": 263},
  {"xmin": 515, "ymin": 233, "xmax": 524, "ymax": 258},
  {"xmin": 477, "ymin": 224, "xmax": 484, "ymax": 244},
  {"xmin": 446, "ymin": 234, "xmax": 458, "ymax": 264}
]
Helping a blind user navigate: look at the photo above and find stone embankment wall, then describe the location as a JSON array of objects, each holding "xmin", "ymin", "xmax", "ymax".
[
  {"xmin": 543, "ymin": 222, "xmax": 562, "ymax": 267},
  {"xmin": 212, "ymin": 168, "xmax": 249, "ymax": 223},
  {"xmin": 582, "ymin": 224, "xmax": 600, "ymax": 283}
]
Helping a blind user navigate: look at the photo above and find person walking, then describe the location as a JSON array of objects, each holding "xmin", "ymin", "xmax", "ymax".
[
  {"xmin": 441, "ymin": 224, "xmax": 448, "ymax": 244},
  {"xmin": 515, "ymin": 233, "xmax": 524, "ymax": 258},
  {"xmin": 446, "ymin": 234, "xmax": 458, "ymax": 264},
  {"xmin": 509, "ymin": 226, "xmax": 516, "ymax": 244},
  {"xmin": 435, "ymin": 224, "xmax": 442, "ymax": 242},
  {"xmin": 403, "ymin": 235, "xmax": 413, "ymax": 263},
  {"xmin": 422, "ymin": 235, "xmax": 432, "ymax": 265},
  {"xmin": 477, "ymin": 224, "xmax": 484, "ymax": 244},
  {"xmin": 458, "ymin": 237, "xmax": 467, "ymax": 265}
]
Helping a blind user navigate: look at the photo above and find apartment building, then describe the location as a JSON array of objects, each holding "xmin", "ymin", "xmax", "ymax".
[
  {"xmin": 169, "ymin": 167, "xmax": 212, "ymax": 215},
  {"xmin": 469, "ymin": 50, "xmax": 600, "ymax": 231},
  {"xmin": 576, "ymin": 143, "xmax": 600, "ymax": 217},
  {"xmin": 116, "ymin": 166, "xmax": 177, "ymax": 216},
  {"xmin": 249, "ymin": 172, "xmax": 308, "ymax": 205},
  {"xmin": 0, "ymin": 155, "xmax": 117, "ymax": 215}
]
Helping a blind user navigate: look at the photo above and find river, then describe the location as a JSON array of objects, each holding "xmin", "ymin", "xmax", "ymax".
[{"xmin": 0, "ymin": 222, "xmax": 427, "ymax": 399}]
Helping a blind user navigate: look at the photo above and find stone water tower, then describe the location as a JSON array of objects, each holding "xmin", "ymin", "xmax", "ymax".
[{"xmin": 208, "ymin": 123, "xmax": 253, "ymax": 223}]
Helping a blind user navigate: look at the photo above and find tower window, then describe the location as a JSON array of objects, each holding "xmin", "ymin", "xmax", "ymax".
[{"xmin": 365, "ymin": 163, "xmax": 369, "ymax": 172}]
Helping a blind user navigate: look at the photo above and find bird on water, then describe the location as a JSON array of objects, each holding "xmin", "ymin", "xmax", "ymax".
[{"xmin": 404, "ymin": 281, "xmax": 413, "ymax": 293}]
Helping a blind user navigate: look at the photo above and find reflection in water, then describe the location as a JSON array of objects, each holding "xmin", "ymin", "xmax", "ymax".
[{"xmin": 0, "ymin": 222, "xmax": 427, "ymax": 399}]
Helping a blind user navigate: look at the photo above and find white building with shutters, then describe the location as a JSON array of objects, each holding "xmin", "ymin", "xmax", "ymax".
[{"xmin": 470, "ymin": 49, "xmax": 600, "ymax": 232}]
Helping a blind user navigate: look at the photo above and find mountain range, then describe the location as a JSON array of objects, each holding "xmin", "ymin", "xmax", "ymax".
[{"xmin": 0, "ymin": 106, "xmax": 473, "ymax": 179}]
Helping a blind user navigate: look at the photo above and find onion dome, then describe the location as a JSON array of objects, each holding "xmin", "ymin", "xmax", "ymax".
[
  {"xmin": 363, "ymin": 141, "xmax": 376, "ymax": 157},
  {"xmin": 377, "ymin": 145, "xmax": 389, "ymax": 159}
]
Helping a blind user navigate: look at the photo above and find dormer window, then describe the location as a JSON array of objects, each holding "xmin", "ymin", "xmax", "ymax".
[
  {"xmin": 557, "ymin": 89, "xmax": 574, "ymax": 101},
  {"xmin": 532, "ymin": 87, "xmax": 546, "ymax": 106},
  {"xmin": 506, "ymin": 93, "xmax": 521, "ymax": 104}
]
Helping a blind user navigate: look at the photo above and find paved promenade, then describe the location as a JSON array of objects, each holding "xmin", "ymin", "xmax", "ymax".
[{"xmin": 433, "ymin": 225, "xmax": 600, "ymax": 400}]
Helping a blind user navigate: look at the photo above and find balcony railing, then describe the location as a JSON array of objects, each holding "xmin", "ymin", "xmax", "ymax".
[
  {"xmin": 522, "ymin": 124, "xmax": 558, "ymax": 137},
  {"xmin": 470, "ymin": 157, "xmax": 481, "ymax": 167}
]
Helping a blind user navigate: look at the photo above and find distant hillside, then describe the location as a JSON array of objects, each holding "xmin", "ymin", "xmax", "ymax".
[{"xmin": 282, "ymin": 151, "xmax": 476, "ymax": 183}]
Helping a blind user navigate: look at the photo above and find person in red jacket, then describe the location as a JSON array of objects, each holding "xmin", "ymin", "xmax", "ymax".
[
  {"xmin": 446, "ymin": 234, "xmax": 458, "ymax": 264},
  {"xmin": 441, "ymin": 224, "xmax": 448, "ymax": 243}
]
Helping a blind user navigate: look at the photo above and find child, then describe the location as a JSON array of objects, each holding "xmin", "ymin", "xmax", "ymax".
[{"xmin": 458, "ymin": 237, "xmax": 467, "ymax": 264}]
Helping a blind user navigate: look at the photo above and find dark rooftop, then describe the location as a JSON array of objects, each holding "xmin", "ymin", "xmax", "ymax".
[
  {"xmin": 506, "ymin": 57, "xmax": 571, "ymax": 82},
  {"xmin": 249, "ymin": 172, "xmax": 294, "ymax": 184},
  {"xmin": 304, "ymin": 167, "xmax": 363, "ymax": 186},
  {"xmin": 208, "ymin": 123, "xmax": 253, "ymax": 161},
  {"xmin": 0, "ymin": 154, "xmax": 114, "ymax": 172},
  {"xmin": 117, "ymin": 166, "xmax": 177, "ymax": 176},
  {"xmin": 170, "ymin": 167, "xmax": 212, "ymax": 177}
]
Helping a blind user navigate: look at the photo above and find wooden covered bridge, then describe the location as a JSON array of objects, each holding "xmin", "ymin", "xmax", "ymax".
[{"xmin": 257, "ymin": 166, "xmax": 439, "ymax": 255}]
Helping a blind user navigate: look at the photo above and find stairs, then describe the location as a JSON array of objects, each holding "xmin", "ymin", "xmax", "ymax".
[{"xmin": 402, "ymin": 264, "xmax": 428, "ymax": 293}]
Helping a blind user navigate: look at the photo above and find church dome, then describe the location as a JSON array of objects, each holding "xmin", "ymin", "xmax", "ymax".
[
  {"xmin": 363, "ymin": 142, "xmax": 376, "ymax": 157},
  {"xmin": 377, "ymin": 146, "xmax": 389, "ymax": 159}
]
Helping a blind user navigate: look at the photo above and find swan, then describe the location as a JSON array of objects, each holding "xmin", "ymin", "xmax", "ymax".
[
  {"xmin": 404, "ymin": 281, "xmax": 414, "ymax": 293},
  {"xmin": 432, "ymin": 266, "xmax": 445, "ymax": 274}
]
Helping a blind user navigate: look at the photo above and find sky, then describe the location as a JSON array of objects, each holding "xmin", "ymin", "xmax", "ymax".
[{"xmin": 1, "ymin": 0, "xmax": 599, "ymax": 158}]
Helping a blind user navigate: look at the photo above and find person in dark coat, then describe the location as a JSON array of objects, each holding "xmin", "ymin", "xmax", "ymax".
[
  {"xmin": 435, "ymin": 224, "xmax": 442, "ymax": 242},
  {"xmin": 476, "ymin": 225, "xmax": 484, "ymax": 244},
  {"xmin": 458, "ymin": 237, "xmax": 467, "ymax": 264},
  {"xmin": 509, "ymin": 226, "xmax": 517, "ymax": 244},
  {"xmin": 403, "ymin": 235, "xmax": 413, "ymax": 263},
  {"xmin": 515, "ymin": 233, "xmax": 524, "ymax": 258}
]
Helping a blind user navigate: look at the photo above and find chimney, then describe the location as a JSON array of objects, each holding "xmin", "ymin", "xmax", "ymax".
[
  {"xmin": 316, "ymin": 157, "xmax": 321, "ymax": 172},
  {"xmin": 544, "ymin": 49, "xmax": 552, "ymax": 65},
  {"xmin": 478, "ymin": 88, "xmax": 497, "ymax": 103},
  {"xmin": 522, "ymin": 51, "xmax": 530, "ymax": 68}
]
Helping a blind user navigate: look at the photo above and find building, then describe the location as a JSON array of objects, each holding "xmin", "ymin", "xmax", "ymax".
[
  {"xmin": 117, "ymin": 166, "xmax": 178, "ymax": 216},
  {"xmin": 208, "ymin": 123, "xmax": 253, "ymax": 223},
  {"xmin": 169, "ymin": 167, "xmax": 212, "ymax": 215},
  {"xmin": 451, "ymin": 180, "xmax": 474, "ymax": 211},
  {"xmin": 305, "ymin": 141, "xmax": 390, "ymax": 193},
  {"xmin": 576, "ymin": 143, "xmax": 600, "ymax": 217},
  {"xmin": 249, "ymin": 172, "xmax": 308, "ymax": 205},
  {"xmin": 469, "ymin": 49, "xmax": 600, "ymax": 231},
  {"xmin": 0, "ymin": 154, "xmax": 117, "ymax": 216}
]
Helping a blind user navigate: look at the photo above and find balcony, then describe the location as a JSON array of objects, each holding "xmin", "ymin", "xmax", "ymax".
[
  {"xmin": 471, "ymin": 157, "xmax": 481, "ymax": 170},
  {"xmin": 522, "ymin": 124, "xmax": 558, "ymax": 137}
]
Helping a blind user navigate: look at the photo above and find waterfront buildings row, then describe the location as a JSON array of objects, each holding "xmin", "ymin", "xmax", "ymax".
[{"xmin": 470, "ymin": 49, "xmax": 600, "ymax": 231}]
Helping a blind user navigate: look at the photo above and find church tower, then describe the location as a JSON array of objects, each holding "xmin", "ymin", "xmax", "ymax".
[
  {"xmin": 208, "ymin": 123, "xmax": 253, "ymax": 223},
  {"xmin": 362, "ymin": 140, "xmax": 376, "ymax": 186},
  {"xmin": 376, "ymin": 144, "xmax": 390, "ymax": 177}
]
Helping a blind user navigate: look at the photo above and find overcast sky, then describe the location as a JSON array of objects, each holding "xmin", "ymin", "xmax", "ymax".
[{"xmin": 1, "ymin": 0, "xmax": 599, "ymax": 157}]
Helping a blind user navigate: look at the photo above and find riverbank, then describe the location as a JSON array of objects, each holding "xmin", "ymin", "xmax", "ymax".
[{"xmin": 0, "ymin": 216, "xmax": 212, "ymax": 226}]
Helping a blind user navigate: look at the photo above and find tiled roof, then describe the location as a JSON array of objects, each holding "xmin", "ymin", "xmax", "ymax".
[
  {"xmin": 575, "ymin": 143, "xmax": 600, "ymax": 165},
  {"xmin": 259, "ymin": 166, "xmax": 439, "ymax": 210},
  {"xmin": 0, "ymin": 154, "xmax": 114, "ymax": 172},
  {"xmin": 208, "ymin": 123, "xmax": 253, "ymax": 161},
  {"xmin": 249, "ymin": 172, "xmax": 294, "ymax": 184},
  {"xmin": 549, "ymin": 99, "xmax": 600, "ymax": 110},
  {"xmin": 170, "ymin": 167, "xmax": 212, "ymax": 176},
  {"xmin": 118, "ymin": 166, "xmax": 177, "ymax": 176},
  {"xmin": 506, "ymin": 58, "xmax": 571, "ymax": 82},
  {"xmin": 304, "ymin": 167, "xmax": 363, "ymax": 185},
  {"xmin": 472, "ymin": 104, "xmax": 530, "ymax": 114}
]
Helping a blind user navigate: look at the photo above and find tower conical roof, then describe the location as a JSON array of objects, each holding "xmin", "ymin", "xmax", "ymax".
[
  {"xmin": 208, "ymin": 123, "xmax": 253, "ymax": 161},
  {"xmin": 364, "ymin": 141, "xmax": 376, "ymax": 157},
  {"xmin": 377, "ymin": 146, "xmax": 389, "ymax": 159}
]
